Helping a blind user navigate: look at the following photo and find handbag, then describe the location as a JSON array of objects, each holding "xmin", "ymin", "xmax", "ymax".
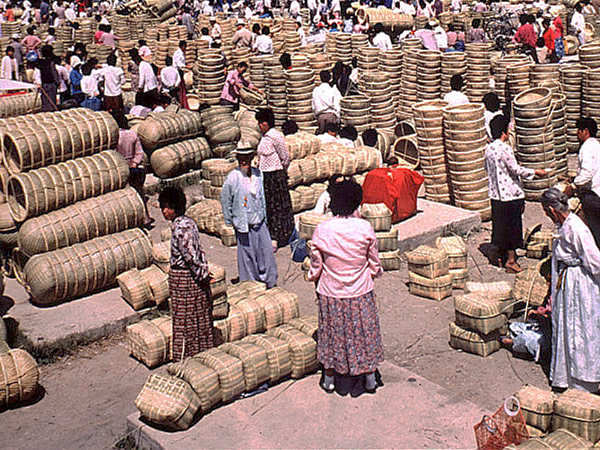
[{"xmin": 474, "ymin": 396, "xmax": 529, "ymax": 450}]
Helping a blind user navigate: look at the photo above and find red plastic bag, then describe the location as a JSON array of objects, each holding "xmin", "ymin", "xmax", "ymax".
[
  {"xmin": 361, "ymin": 166, "xmax": 424, "ymax": 223},
  {"xmin": 474, "ymin": 397, "xmax": 529, "ymax": 450}
]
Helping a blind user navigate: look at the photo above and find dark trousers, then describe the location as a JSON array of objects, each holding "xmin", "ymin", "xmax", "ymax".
[{"xmin": 582, "ymin": 192, "xmax": 600, "ymax": 249}]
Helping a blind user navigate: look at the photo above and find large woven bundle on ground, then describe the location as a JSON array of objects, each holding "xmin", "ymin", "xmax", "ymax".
[
  {"xmin": 513, "ymin": 266, "xmax": 549, "ymax": 308},
  {"xmin": 376, "ymin": 228, "xmax": 398, "ymax": 252},
  {"xmin": 0, "ymin": 92, "xmax": 41, "ymax": 118},
  {"xmin": 448, "ymin": 322, "xmax": 500, "ymax": 357},
  {"xmin": 543, "ymin": 429, "xmax": 593, "ymax": 448},
  {"xmin": 24, "ymin": 228, "xmax": 153, "ymax": 305},
  {"xmin": 242, "ymin": 334, "xmax": 293, "ymax": 383},
  {"xmin": 7, "ymin": 150, "xmax": 130, "ymax": 223},
  {"xmin": 253, "ymin": 290, "xmax": 285, "ymax": 330},
  {"xmin": 262, "ymin": 287, "xmax": 300, "ymax": 323},
  {"xmin": 194, "ymin": 347, "xmax": 246, "ymax": 403},
  {"xmin": 287, "ymin": 316, "xmax": 318, "ymax": 341},
  {"xmin": 435, "ymin": 236, "xmax": 467, "ymax": 269},
  {"xmin": 408, "ymin": 272, "xmax": 453, "ymax": 301},
  {"xmin": 127, "ymin": 316, "xmax": 172, "ymax": 368},
  {"xmin": 167, "ymin": 358, "xmax": 221, "ymax": 413},
  {"xmin": 17, "ymin": 186, "xmax": 145, "ymax": 256},
  {"xmin": 0, "ymin": 349, "xmax": 40, "ymax": 407},
  {"xmin": 135, "ymin": 373, "xmax": 200, "ymax": 431},
  {"xmin": 136, "ymin": 110, "xmax": 204, "ymax": 151},
  {"xmin": 560, "ymin": 64, "xmax": 586, "ymax": 153},
  {"xmin": 515, "ymin": 385, "xmax": 555, "ymax": 432},
  {"xmin": 208, "ymin": 263, "xmax": 226, "ymax": 298},
  {"xmin": 405, "ymin": 245, "xmax": 449, "ymax": 279},
  {"xmin": 466, "ymin": 280, "xmax": 514, "ymax": 315},
  {"xmin": 150, "ymin": 137, "xmax": 212, "ymax": 178},
  {"xmin": 266, "ymin": 324, "xmax": 318, "ymax": 379},
  {"xmin": 140, "ymin": 265, "xmax": 169, "ymax": 306},
  {"xmin": 236, "ymin": 296, "xmax": 266, "ymax": 335},
  {"xmin": 201, "ymin": 107, "xmax": 241, "ymax": 158},
  {"xmin": 152, "ymin": 241, "xmax": 170, "ymax": 273},
  {"xmin": 224, "ymin": 304, "xmax": 248, "ymax": 342},
  {"xmin": 298, "ymin": 212, "xmax": 327, "ymax": 241},
  {"xmin": 454, "ymin": 293, "xmax": 507, "ymax": 335},
  {"xmin": 219, "ymin": 341, "xmax": 270, "ymax": 391},
  {"xmin": 360, "ymin": 203, "xmax": 392, "ymax": 231},
  {"xmin": 117, "ymin": 268, "xmax": 154, "ymax": 310},
  {"xmin": 1, "ymin": 109, "xmax": 119, "ymax": 173},
  {"xmin": 553, "ymin": 389, "xmax": 600, "ymax": 443}
]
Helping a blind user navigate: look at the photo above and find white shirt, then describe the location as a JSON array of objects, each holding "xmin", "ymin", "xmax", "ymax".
[
  {"xmin": 173, "ymin": 48, "xmax": 186, "ymax": 70},
  {"xmin": 451, "ymin": 0, "xmax": 461, "ymax": 13},
  {"xmin": 485, "ymin": 138, "xmax": 535, "ymax": 201},
  {"xmin": 290, "ymin": 0, "xmax": 300, "ymax": 15},
  {"xmin": 0, "ymin": 55, "xmax": 17, "ymax": 80},
  {"xmin": 317, "ymin": 133, "xmax": 340, "ymax": 144},
  {"xmin": 55, "ymin": 63, "xmax": 69, "ymax": 92},
  {"xmin": 307, "ymin": 0, "xmax": 317, "ymax": 10},
  {"xmin": 160, "ymin": 66, "xmax": 180, "ymax": 89},
  {"xmin": 253, "ymin": 35, "xmax": 273, "ymax": 54},
  {"xmin": 484, "ymin": 110, "xmax": 502, "ymax": 139},
  {"xmin": 297, "ymin": 26, "xmax": 306, "ymax": 46},
  {"xmin": 100, "ymin": 65, "xmax": 125, "ymax": 96},
  {"xmin": 312, "ymin": 83, "xmax": 341, "ymax": 118},
  {"xmin": 330, "ymin": 0, "xmax": 340, "ymax": 13},
  {"xmin": 81, "ymin": 75, "xmax": 99, "ymax": 98},
  {"xmin": 138, "ymin": 60, "xmax": 158, "ymax": 92},
  {"xmin": 373, "ymin": 32, "xmax": 393, "ymax": 51},
  {"xmin": 65, "ymin": 6, "xmax": 75, "ymax": 20},
  {"xmin": 398, "ymin": 1, "xmax": 416, "ymax": 14},
  {"xmin": 338, "ymin": 138, "xmax": 355, "ymax": 148},
  {"xmin": 433, "ymin": 26, "xmax": 448, "ymax": 49},
  {"xmin": 574, "ymin": 137, "xmax": 600, "ymax": 197},
  {"xmin": 443, "ymin": 90, "xmax": 469, "ymax": 107},
  {"xmin": 200, "ymin": 35, "xmax": 213, "ymax": 46},
  {"xmin": 572, "ymin": 11, "xmax": 585, "ymax": 34}
]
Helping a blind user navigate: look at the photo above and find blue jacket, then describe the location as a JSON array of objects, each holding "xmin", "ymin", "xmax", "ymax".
[{"xmin": 220, "ymin": 167, "xmax": 267, "ymax": 234}]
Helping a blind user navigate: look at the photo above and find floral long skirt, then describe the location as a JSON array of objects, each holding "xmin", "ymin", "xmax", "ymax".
[
  {"xmin": 169, "ymin": 269, "xmax": 214, "ymax": 362},
  {"xmin": 317, "ymin": 291, "xmax": 384, "ymax": 376}
]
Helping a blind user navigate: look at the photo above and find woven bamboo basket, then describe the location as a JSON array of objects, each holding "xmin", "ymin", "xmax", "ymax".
[
  {"xmin": 515, "ymin": 385, "xmax": 555, "ymax": 432},
  {"xmin": 450, "ymin": 268, "xmax": 469, "ymax": 290},
  {"xmin": 213, "ymin": 319, "xmax": 229, "ymax": 346},
  {"xmin": 553, "ymin": 389, "xmax": 600, "ymax": 443},
  {"xmin": 209, "ymin": 263, "xmax": 226, "ymax": 298},
  {"xmin": 25, "ymin": 228, "xmax": 153, "ymax": 306},
  {"xmin": 449, "ymin": 322, "xmax": 500, "ymax": 357},
  {"xmin": 194, "ymin": 347, "xmax": 246, "ymax": 403},
  {"xmin": 242, "ymin": 334, "xmax": 293, "ymax": 383},
  {"xmin": 298, "ymin": 212, "xmax": 327, "ymax": 241},
  {"xmin": 454, "ymin": 294, "xmax": 507, "ymax": 335},
  {"xmin": 526, "ymin": 242, "xmax": 549, "ymax": 260},
  {"xmin": 140, "ymin": 265, "xmax": 169, "ymax": 307},
  {"xmin": 236, "ymin": 297, "xmax": 266, "ymax": 335},
  {"xmin": 137, "ymin": 110, "xmax": 204, "ymax": 151},
  {"xmin": 376, "ymin": 229, "xmax": 398, "ymax": 252},
  {"xmin": 408, "ymin": 272, "xmax": 453, "ymax": 301},
  {"xmin": 405, "ymin": 245, "xmax": 449, "ymax": 279},
  {"xmin": 237, "ymin": 280, "xmax": 267, "ymax": 296},
  {"xmin": 530, "ymin": 230, "xmax": 555, "ymax": 248},
  {"xmin": 0, "ymin": 349, "xmax": 40, "ymax": 407},
  {"xmin": 265, "ymin": 287, "xmax": 300, "ymax": 323},
  {"xmin": 543, "ymin": 428, "xmax": 594, "ymax": 448},
  {"xmin": 135, "ymin": 373, "xmax": 200, "ymax": 431},
  {"xmin": 226, "ymin": 304, "xmax": 248, "ymax": 342},
  {"xmin": 219, "ymin": 341, "xmax": 270, "ymax": 391},
  {"xmin": 435, "ymin": 236, "xmax": 468, "ymax": 270},
  {"xmin": 152, "ymin": 241, "xmax": 171, "ymax": 274},
  {"xmin": 380, "ymin": 249, "xmax": 401, "ymax": 271},
  {"xmin": 117, "ymin": 268, "xmax": 153, "ymax": 310},
  {"xmin": 266, "ymin": 324, "xmax": 318, "ymax": 379},
  {"xmin": 253, "ymin": 291, "xmax": 285, "ymax": 331},
  {"xmin": 466, "ymin": 280, "xmax": 514, "ymax": 315},
  {"xmin": 150, "ymin": 137, "xmax": 212, "ymax": 179},
  {"xmin": 167, "ymin": 358, "xmax": 221, "ymax": 413},
  {"xmin": 287, "ymin": 316, "xmax": 318, "ymax": 341},
  {"xmin": 513, "ymin": 267, "xmax": 549, "ymax": 308},
  {"xmin": 7, "ymin": 150, "xmax": 130, "ymax": 223},
  {"xmin": 360, "ymin": 203, "xmax": 392, "ymax": 231},
  {"xmin": 127, "ymin": 316, "xmax": 172, "ymax": 368},
  {"xmin": 220, "ymin": 225, "xmax": 236, "ymax": 247},
  {"xmin": 212, "ymin": 294, "xmax": 229, "ymax": 320}
]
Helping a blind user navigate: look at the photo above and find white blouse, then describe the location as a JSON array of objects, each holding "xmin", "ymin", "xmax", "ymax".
[{"xmin": 484, "ymin": 138, "xmax": 535, "ymax": 202}]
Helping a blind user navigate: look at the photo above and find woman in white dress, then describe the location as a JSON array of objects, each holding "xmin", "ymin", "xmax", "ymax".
[{"xmin": 541, "ymin": 188, "xmax": 600, "ymax": 393}]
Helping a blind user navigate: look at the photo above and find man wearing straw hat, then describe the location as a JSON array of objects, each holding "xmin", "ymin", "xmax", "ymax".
[
  {"xmin": 220, "ymin": 143, "xmax": 278, "ymax": 289},
  {"xmin": 232, "ymin": 19, "xmax": 253, "ymax": 49}
]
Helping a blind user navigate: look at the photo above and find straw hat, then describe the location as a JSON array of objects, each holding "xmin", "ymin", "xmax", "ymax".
[{"xmin": 235, "ymin": 142, "xmax": 255, "ymax": 155}]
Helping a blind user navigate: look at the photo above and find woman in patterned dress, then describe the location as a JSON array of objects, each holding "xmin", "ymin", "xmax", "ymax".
[
  {"xmin": 159, "ymin": 187, "xmax": 214, "ymax": 362},
  {"xmin": 307, "ymin": 178, "xmax": 384, "ymax": 394},
  {"xmin": 255, "ymin": 108, "xmax": 295, "ymax": 249}
]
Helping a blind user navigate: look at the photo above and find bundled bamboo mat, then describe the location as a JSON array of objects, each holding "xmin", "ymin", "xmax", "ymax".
[
  {"xmin": 167, "ymin": 358, "xmax": 221, "ymax": 413},
  {"xmin": 553, "ymin": 389, "xmax": 600, "ymax": 443},
  {"xmin": 135, "ymin": 373, "xmax": 201, "ymax": 431},
  {"xmin": 219, "ymin": 341, "xmax": 270, "ymax": 391},
  {"xmin": 515, "ymin": 385, "xmax": 555, "ymax": 432},
  {"xmin": 242, "ymin": 334, "xmax": 293, "ymax": 383},
  {"xmin": 236, "ymin": 297, "xmax": 266, "ymax": 335},
  {"xmin": 24, "ymin": 228, "xmax": 153, "ymax": 305},
  {"xmin": 127, "ymin": 316, "xmax": 172, "ymax": 368},
  {"xmin": 454, "ymin": 293, "xmax": 507, "ymax": 335},
  {"xmin": 0, "ymin": 349, "xmax": 40, "ymax": 407},
  {"xmin": 17, "ymin": 186, "xmax": 145, "ymax": 256},
  {"xmin": 194, "ymin": 347, "xmax": 246, "ymax": 403},
  {"xmin": 266, "ymin": 324, "xmax": 318, "ymax": 379},
  {"xmin": 136, "ymin": 110, "xmax": 204, "ymax": 151},
  {"xmin": 253, "ymin": 291, "xmax": 285, "ymax": 331},
  {"xmin": 448, "ymin": 322, "xmax": 500, "ymax": 357},
  {"xmin": 150, "ymin": 136, "xmax": 213, "ymax": 179},
  {"xmin": 287, "ymin": 316, "xmax": 318, "ymax": 341},
  {"xmin": 7, "ymin": 150, "xmax": 130, "ymax": 223},
  {"xmin": 405, "ymin": 245, "xmax": 449, "ymax": 279}
]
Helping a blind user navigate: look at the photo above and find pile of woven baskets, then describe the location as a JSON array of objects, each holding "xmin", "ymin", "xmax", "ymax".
[
  {"xmin": 559, "ymin": 64, "xmax": 586, "ymax": 153},
  {"xmin": 360, "ymin": 203, "xmax": 399, "ymax": 271},
  {"xmin": 0, "ymin": 92, "xmax": 41, "ymax": 119},
  {"xmin": 405, "ymin": 245, "xmax": 454, "ymax": 302},
  {"xmin": 0, "ymin": 109, "xmax": 154, "ymax": 307},
  {"xmin": 186, "ymin": 198, "xmax": 233, "ymax": 246},
  {"xmin": 512, "ymin": 385, "xmax": 600, "ymax": 445},
  {"xmin": 201, "ymin": 106, "xmax": 241, "ymax": 159}
]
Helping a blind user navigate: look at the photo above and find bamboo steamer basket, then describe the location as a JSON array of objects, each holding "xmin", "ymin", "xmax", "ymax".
[
  {"xmin": 266, "ymin": 324, "xmax": 318, "ymax": 379},
  {"xmin": 219, "ymin": 341, "xmax": 270, "ymax": 391},
  {"xmin": 194, "ymin": 347, "xmax": 246, "ymax": 403},
  {"xmin": 513, "ymin": 87, "xmax": 553, "ymax": 111},
  {"xmin": 552, "ymin": 389, "xmax": 600, "ymax": 443},
  {"xmin": 0, "ymin": 349, "xmax": 40, "ymax": 407},
  {"xmin": 127, "ymin": 316, "xmax": 172, "ymax": 368},
  {"xmin": 135, "ymin": 373, "xmax": 201, "ymax": 431},
  {"xmin": 17, "ymin": 187, "xmax": 145, "ymax": 256},
  {"xmin": 454, "ymin": 293, "xmax": 507, "ymax": 335},
  {"xmin": 117, "ymin": 268, "xmax": 153, "ymax": 310},
  {"xmin": 443, "ymin": 102, "xmax": 484, "ymax": 121},
  {"xmin": 166, "ymin": 358, "xmax": 221, "ymax": 413},
  {"xmin": 408, "ymin": 272, "xmax": 453, "ymax": 301},
  {"xmin": 140, "ymin": 265, "xmax": 169, "ymax": 306},
  {"xmin": 24, "ymin": 228, "xmax": 153, "ymax": 306},
  {"xmin": 449, "ymin": 322, "xmax": 500, "ymax": 357},
  {"xmin": 242, "ymin": 334, "xmax": 293, "ymax": 383},
  {"xmin": 150, "ymin": 137, "xmax": 212, "ymax": 179},
  {"xmin": 405, "ymin": 245, "xmax": 449, "ymax": 279},
  {"xmin": 7, "ymin": 150, "xmax": 130, "ymax": 223}
]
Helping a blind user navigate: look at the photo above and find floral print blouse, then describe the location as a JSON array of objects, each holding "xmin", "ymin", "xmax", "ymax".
[{"xmin": 170, "ymin": 215, "xmax": 209, "ymax": 282}]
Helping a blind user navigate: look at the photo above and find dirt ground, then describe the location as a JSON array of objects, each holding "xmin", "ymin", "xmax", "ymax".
[{"xmin": 0, "ymin": 198, "xmax": 554, "ymax": 450}]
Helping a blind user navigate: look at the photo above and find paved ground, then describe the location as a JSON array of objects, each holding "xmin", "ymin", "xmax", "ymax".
[{"xmin": 0, "ymin": 197, "xmax": 554, "ymax": 450}]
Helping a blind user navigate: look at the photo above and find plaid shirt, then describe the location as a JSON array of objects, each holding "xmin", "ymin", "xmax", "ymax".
[{"xmin": 257, "ymin": 128, "xmax": 290, "ymax": 172}]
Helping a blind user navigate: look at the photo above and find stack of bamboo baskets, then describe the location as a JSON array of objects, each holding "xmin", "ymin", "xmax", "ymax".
[
  {"xmin": 435, "ymin": 236, "xmax": 468, "ymax": 289},
  {"xmin": 406, "ymin": 245, "xmax": 453, "ymax": 301},
  {"xmin": 441, "ymin": 52, "xmax": 466, "ymax": 96},
  {"xmin": 559, "ymin": 64, "xmax": 586, "ymax": 153},
  {"xmin": 417, "ymin": 50, "xmax": 442, "ymax": 102},
  {"xmin": 465, "ymin": 43, "xmax": 491, "ymax": 103},
  {"xmin": 286, "ymin": 68, "xmax": 316, "ymax": 132},
  {"xmin": 341, "ymin": 95, "xmax": 371, "ymax": 133},
  {"xmin": 361, "ymin": 203, "xmax": 399, "ymax": 271}
]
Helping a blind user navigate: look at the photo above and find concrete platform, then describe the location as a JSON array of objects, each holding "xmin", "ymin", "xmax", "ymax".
[{"xmin": 126, "ymin": 361, "xmax": 488, "ymax": 449}]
